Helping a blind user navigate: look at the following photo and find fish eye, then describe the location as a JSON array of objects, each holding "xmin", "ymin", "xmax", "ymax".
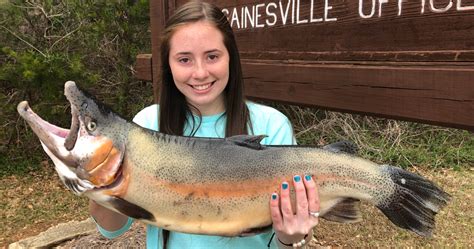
[{"xmin": 87, "ymin": 120, "xmax": 97, "ymax": 132}]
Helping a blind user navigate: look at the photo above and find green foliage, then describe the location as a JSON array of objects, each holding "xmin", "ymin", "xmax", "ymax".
[
  {"xmin": 1, "ymin": 0, "xmax": 152, "ymax": 176},
  {"xmin": 1, "ymin": 47, "xmax": 94, "ymax": 101},
  {"xmin": 0, "ymin": 153, "xmax": 43, "ymax": 176}
]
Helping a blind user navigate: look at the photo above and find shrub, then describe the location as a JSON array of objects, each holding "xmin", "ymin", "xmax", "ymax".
[{"xmin": 0, "ymin": 0, "xmax": 153, "ymax": 176}]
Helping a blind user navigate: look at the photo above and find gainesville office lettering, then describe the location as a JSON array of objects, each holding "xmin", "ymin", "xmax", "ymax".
[{"xmin": 221, "ymin": 0, "xmax": 474, "ymax": 29}]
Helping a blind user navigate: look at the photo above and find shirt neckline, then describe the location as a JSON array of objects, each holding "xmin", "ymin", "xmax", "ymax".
[{"xmin": 190, "ymin": 112, "xmax": 225, "ymax": 124}]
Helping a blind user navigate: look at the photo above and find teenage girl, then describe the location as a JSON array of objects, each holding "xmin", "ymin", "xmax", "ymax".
[{"xmin": 90, "ymin": 1, "xmax": 320, "ymax": 248}]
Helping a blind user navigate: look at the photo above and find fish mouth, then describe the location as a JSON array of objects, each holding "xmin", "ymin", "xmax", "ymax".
[
  {"xmin": 17, "ymin": 101, "xmax": 93, "ymax": 194},
  {"xmin": 17, "ymin": 101, "xmax": 77, "ymax": 167},
  {"xmin": 17, "ymin": 82, "xmax": 125, "ymax": 191}
]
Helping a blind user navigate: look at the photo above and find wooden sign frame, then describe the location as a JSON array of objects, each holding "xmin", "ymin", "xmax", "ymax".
[{"xmin": 136, "ymin": 0, "xmax": 474, "ymax": 131}]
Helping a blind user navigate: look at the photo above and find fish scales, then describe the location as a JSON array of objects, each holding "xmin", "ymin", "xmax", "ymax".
[
  {"xmin": 122, "ymin": 126, "xmax": 396, "ymax": 234},
  {"xmin": 16, "ymin": 81, "xmax": 450, "ymax": 238},
  {"xmin": 129, "ymin": 127, "xmax": 383, "ymax": 183}
]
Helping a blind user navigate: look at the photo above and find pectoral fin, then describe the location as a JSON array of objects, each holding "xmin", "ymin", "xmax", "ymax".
[
  {"xmin": 322, "ymin": 198, "xmax": 362, "ymax": 223},
  {"xmin": 109, "ymin": 196, "xmax": 156, "ymax": 222}
]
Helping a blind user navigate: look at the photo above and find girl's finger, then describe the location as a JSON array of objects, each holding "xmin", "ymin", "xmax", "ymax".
[
  {"xmin": 293, "ymin": 175, "xmax": 309, "ymax": 219},
  {"xmin": 279, "ymin": 181, "xmax": 294, "ymax": 225},
  {"xmin": 270, "ymin": 193, "xmax": 283, "ymax": 231},
  {"xmin": 304, "ymin": 174, "xmax": 320, "ymax": 222}
]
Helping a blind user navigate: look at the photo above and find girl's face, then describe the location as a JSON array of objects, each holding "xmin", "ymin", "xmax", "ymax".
[{"xmin": 169, "ymin": 21, "xmax": 230, "ymax": 115}]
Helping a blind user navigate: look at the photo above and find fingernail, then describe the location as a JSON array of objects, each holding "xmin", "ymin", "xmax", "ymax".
[
  {"xmin": 282, "ymin": 182, "xmax": 288, "ymax": 190},
  {"xmin": 272, "ymin": 193, "xmax": 277, "ymax": 200},
  {"xmin": 305, "ymin": 175, "xmax": 312, "ymax": 181},
  {"xmin": 294, "ymin": 175, "xmax": 301, "ymax": 182}
]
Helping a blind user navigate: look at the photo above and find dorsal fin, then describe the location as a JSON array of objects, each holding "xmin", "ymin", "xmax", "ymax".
[
  {"xmin": 322, "ymin": 198, "xmax": 362, "ymax": 223},
  {"xmin": 323, "ymin": 140, "xmax": 358, "ymax": 154},
  {"xmin": 226, "ymin": 135, "xmax": 267, "ymax": 150}
]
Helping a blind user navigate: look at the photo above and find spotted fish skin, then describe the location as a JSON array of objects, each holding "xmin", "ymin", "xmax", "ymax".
[{"xmin": 17, "ymin": 81, "xmax": 450, "ymax": 238}]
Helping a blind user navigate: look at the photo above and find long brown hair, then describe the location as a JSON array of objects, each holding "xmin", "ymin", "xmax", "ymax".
[{"xmin": 158, "ymin": 1, "xmax": 250, "ymax": 137}]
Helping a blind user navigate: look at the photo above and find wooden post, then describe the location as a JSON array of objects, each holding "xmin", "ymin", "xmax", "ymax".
[{"xmin": 149, "ymin": 0, "xmax": 172, "ymax": 103}]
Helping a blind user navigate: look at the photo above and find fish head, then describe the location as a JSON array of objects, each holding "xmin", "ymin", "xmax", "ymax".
[{"xmin": 17, "ymin": 81, "xmax": 128, "ymax": 193}]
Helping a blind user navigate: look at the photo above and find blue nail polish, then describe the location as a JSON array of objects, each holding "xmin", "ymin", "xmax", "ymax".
[
  {"xmin": 272, "ymin": 193, "xmax": 277, "ymax": 200},
  {"xmin": 282, "ymin": 183, "xmax": 288, "ymax": 190},
  {"xmin": 305, "ymin": 175, "xmax": 312, "ymax": 181},
  {"xmin": 294, "ymin": 175, "xmax": 301, "ymax": 182}
]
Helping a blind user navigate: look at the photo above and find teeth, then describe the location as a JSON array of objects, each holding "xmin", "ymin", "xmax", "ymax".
[{"xmin": 193, "ymin": 83, "xmax": 212, "ymax": 91}]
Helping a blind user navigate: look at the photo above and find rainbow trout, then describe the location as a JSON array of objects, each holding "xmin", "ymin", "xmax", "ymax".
[{"xmin": 17, "ymin": 81, "xmax": 449, "ymax": 237}]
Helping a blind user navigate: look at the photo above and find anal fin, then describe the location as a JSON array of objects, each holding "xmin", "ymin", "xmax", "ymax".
[
  {"xmin": 239, "ymin": 225, "xmax": 273, "ymax": 237},
  {"xmin": 322, "ymin": 198, "xmax": 362, "ymax": 223}
]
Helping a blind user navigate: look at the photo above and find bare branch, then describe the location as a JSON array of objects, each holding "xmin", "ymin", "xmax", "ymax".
[
  {"xmin": 0, "ymin": 25, "xmax": 47, "ymax": 58},
  {"xmin": 48, "ymin": 21, "xmax": 83, "ymax": 51}
]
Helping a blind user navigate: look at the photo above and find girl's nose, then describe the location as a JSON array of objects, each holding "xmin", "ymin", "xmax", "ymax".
[{"xmin": 192, "ymin": 61, "xmax": 210, "ymax": 80}]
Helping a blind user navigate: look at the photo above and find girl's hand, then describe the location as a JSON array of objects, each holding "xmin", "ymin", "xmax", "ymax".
[{"xmin": 270, "ymin": 175, "xmax": 320, "ymax": 247}]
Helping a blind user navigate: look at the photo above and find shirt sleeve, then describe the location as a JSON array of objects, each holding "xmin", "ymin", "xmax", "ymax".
[
  {"xmin": 247, "ymin": 102, "xmax": 296, "ymax": 146},
  {"xmin": 92, "ymin": 216, "xmax": 134, "ymax": 239},
  {"xmin": 132, "ymin": 104, "xmax": 160, "ymax": 131},
  {"xmin": 263, "ymin": 113, "xmax": 297, "ymax": 146}
]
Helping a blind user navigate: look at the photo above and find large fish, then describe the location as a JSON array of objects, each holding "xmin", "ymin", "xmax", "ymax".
[{"xmin": 17, "ymin": 81, "xmax": 450, "ymax": 237}]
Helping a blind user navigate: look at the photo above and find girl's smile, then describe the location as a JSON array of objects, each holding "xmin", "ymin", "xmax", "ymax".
[{"xmin": 189, "ymin": 80, "xmax": 215, "ymax": 93}]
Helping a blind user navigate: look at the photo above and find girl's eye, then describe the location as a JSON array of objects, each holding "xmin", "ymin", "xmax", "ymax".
[
  {"xmin": 178, "ymin": 57, "xmax": 190, "ymax": 64},
  {"xmin": 208, "ymin": 54, "xmax": 219, "ymax": 61}
]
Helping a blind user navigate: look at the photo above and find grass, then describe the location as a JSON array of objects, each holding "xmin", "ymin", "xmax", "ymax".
[
  {"xmin": 278, "ymin": 105, "xmax": 473, "ymax": 170},
  {"xmin": 0, "ymin": 164, "xmax": 89, "ymax": 246},
  {"xmin": 1, "ymin": 107, "xmax": 473, "ymax": 247}
]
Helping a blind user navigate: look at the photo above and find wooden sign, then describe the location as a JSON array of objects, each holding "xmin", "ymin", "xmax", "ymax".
[{"xmin": 137, "ymin": 0, "xmax": 474, "ymax": 131}]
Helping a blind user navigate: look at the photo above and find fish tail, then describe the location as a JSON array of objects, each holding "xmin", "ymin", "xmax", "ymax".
[{"xmin": 377, "ymin": 165, "xmax": 451, "ymax": 237}]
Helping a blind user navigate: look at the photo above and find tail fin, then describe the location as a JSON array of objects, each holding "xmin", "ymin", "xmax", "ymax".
[{"xmin": 377, "ymin": 165, "xmax": 450, "ymax": 237}]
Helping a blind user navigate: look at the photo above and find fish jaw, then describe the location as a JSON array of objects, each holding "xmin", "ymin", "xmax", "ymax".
[
  {"xmin": 17, "ymin": 101, "xmax": 94, "ymax": 194},
  {"xmin": 41, "ymin": 141, "xmax": 94, "ymax": 194},
  {"xmin": 17, "ymin": 101, "xmax": 76, "ymax": 166}
]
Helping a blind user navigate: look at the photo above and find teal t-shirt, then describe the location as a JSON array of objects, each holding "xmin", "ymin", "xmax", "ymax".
[{"xmin": 94, "ymin": 101, "xmax": 296, "ymax": 249}]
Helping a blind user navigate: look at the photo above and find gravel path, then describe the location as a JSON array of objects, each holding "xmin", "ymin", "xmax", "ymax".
[{"xmin": 58, "ymin": 223, "xmax": 146, "ymax": 248}]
